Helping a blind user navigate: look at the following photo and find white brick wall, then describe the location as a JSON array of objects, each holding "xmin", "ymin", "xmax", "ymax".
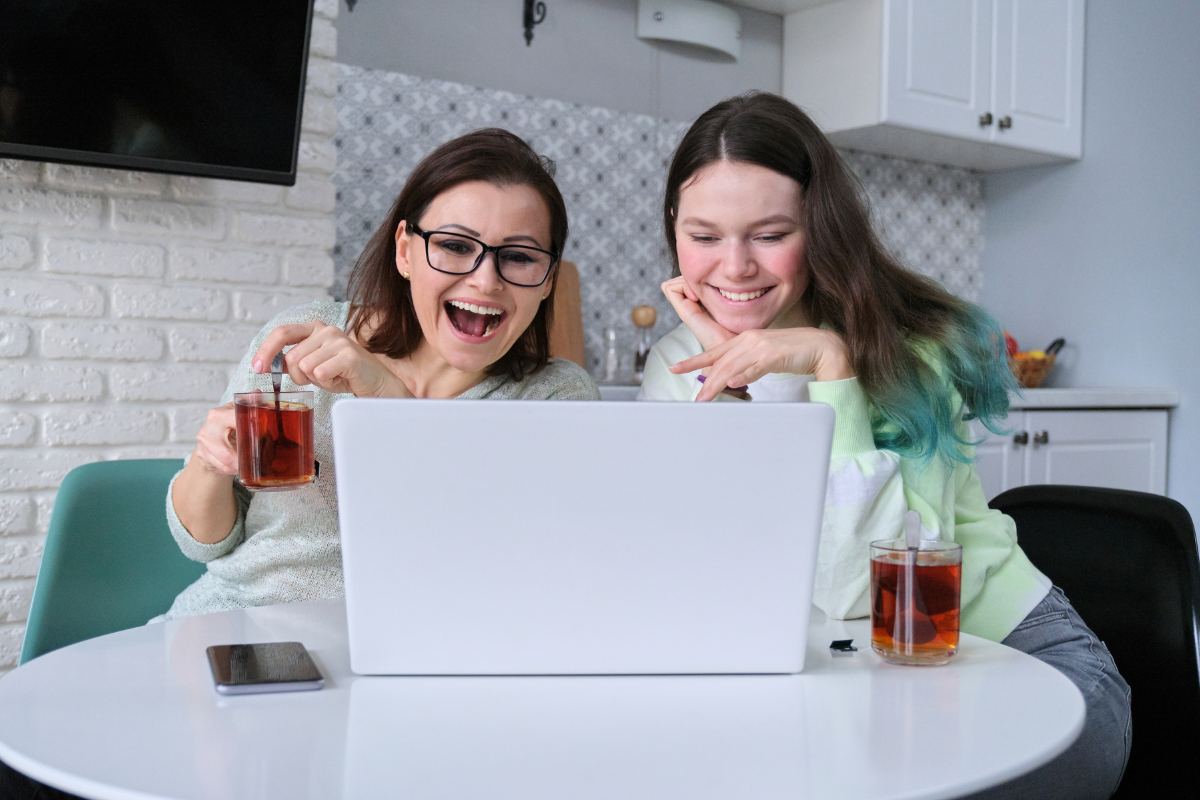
[{"xmin": 0, "ymin": 3, "xmax": 338, "ymax": 672}]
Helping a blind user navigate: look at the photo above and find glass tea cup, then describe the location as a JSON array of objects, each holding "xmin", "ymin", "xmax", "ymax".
[
  {"xmin": 869, "ymin": 539, "xmax": 963, "ymax": 666},
  {"xmin": 234, "ymin": 391, "xmax": 315, "ymax": 492}
]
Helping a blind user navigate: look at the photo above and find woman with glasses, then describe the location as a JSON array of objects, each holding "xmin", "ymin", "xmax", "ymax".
[
  {"xmin": 159, "ymin": 128, "xmax": 598, "ymax": 622},
  {"xmin": 640, "ymin": 94, "xmax": 1129, "ymax": 800}
]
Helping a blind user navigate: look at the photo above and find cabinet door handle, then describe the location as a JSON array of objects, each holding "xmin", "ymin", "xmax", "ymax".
[
  {"xmin": 979, "ymin": 112, "xmax": 994, "ymax": 127},
  {"xmin": 998, "ymin": 115, "xmax": 1013, "ymax": 130},
  {"xmin": 1013, "ymin": 431, "xmax": 1029, "ymax": 445},
  {"xmin": 1033, "ymin": 431, "xmax": 1049, "ymax": 445}
]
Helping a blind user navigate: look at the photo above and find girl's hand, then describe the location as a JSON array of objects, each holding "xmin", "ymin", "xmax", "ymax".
[
  {"xmin": 192, "ymin": 402, "xmax": 238, "ymax": 476},
  {"xmin": 661, "ymin": 276, "xmax": 735, "ymax": 352},
  {"xmin": 252, "ymin": 322, "xmax": 412, "ymax": 398},
  {"xmin": 671, "ymin": 328, "xmax": 856, "ymax": 402}
]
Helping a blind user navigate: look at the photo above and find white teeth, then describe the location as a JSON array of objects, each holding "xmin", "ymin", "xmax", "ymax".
[
  {"xmin": 718, "ymin": 287, "xmax": 767, "ymax": 302},
  {"xmin": 448, "ymin": 300, "xmax": 502, "ymax": 315}
]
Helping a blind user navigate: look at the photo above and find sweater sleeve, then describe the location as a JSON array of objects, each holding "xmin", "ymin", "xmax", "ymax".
[
  {"xmin": 165, "ymin": 454, "xmax": 250, "ymax": 562},
  {"xmin": 952, "ymin": 412, "xmax": 1052, "ymax": 641},
  {"xmin": 806, "ymin": 378, "xmax": 908, "ymax": 619}
]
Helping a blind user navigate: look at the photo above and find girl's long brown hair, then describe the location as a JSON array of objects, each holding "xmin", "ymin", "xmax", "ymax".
[
  {"xmin": 664, "ymin": 93, "xmax": 1013, "ymax": 464},
  {"xmin": 346, "ymin": 128, "xmax": 567, "ymax": 381}
]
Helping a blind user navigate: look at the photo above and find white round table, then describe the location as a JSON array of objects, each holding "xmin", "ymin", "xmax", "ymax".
[{"xmin": 0, "ymin": 600, "xmax": 1084, "ymax": 800}]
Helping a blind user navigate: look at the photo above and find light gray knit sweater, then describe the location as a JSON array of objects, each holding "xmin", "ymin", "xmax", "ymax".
[{"xmin": 154, "ymin": 301, "xmax": 600, "ymax": 622}]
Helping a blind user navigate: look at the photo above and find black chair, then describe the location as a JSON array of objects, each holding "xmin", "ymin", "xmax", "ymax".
[{"xmin": 989, "ymin": 485, "xmax": 1200, "ymax": 798}]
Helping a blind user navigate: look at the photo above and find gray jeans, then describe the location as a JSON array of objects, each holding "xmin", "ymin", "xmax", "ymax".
[{"xmin": 965, "ymin": 586, "xmax": 1132, "ymax": 800}]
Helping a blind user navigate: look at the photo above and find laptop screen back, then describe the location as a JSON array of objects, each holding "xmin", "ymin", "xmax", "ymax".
[{"xmin": 333, "ymin": 399, "xmax": 833, "ymax": 675}]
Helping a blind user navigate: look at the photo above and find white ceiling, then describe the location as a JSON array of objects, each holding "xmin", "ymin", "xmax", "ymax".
[{"xmin": 722, "ymin": 0, "xmax": 839, "ymax": 14}]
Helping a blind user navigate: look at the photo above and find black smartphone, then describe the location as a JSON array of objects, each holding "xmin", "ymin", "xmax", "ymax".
[{"xmin": 206, "ymin": 641, "xmax": 325, "ymax": 695}]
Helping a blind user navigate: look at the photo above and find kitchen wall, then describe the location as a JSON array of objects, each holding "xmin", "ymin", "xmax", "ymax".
[
  {"xmin": 979, "ymin": 1, "xmax": 1200, "ymax": 520},
  {"xmin": 0, "ymin": 1, "xmax": 340, "ymax": 672},
  {"xmin": 333, "ymin": 65, "xmax": 986, "ymax": 374},
  {"xmin": 334, "ymin": 0, "xmax": 784, "ymax": 122}
]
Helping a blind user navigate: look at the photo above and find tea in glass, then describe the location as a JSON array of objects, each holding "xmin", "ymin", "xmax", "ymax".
[
  {"xmin": 234, "ymin": 391, "xmax": 315, "ymax": 491},
  {"xmin": 870, "ymin": 539, "xmax": 962, "ymax": 665}
]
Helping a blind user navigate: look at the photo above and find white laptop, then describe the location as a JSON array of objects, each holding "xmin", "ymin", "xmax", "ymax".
[{"xmin": 332, "ymin": 399, "xmax": 834, "ymax": 675}]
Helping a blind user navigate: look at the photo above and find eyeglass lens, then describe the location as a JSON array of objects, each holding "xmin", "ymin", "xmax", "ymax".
[{"xmin": 426, "ymin": 232, "xmax": 553, "ymax": 286}]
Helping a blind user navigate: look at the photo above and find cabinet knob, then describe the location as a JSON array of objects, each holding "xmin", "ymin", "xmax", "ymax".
[
  {"xmin": 998, "ymin": 115, "xmax": 1013, "ymax": 130},
  {"xmin": 1034, "ymin": 431, "xmax": 1050, "ymax": 445},
  {"xmin": 1013, "ymin": 431, "xmax": 1029, "ymax": 445},
  {"xmin": 979, "ymin": 113, "xmax": 994, "ymax": 127}
]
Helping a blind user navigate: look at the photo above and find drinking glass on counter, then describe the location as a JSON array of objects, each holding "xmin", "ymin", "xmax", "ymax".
[
  {"xmin": 234, "ymin": 391, "xmax": 315, "ymax": 491},
  {"xmin": 870, "ymin": 539, "xmax": 962, "ymax": 666}
]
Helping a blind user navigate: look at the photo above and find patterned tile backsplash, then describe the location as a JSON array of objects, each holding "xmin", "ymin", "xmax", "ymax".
[{"xmin": 333, "ymin": 64, "xmax": 984, "ymax": 378}]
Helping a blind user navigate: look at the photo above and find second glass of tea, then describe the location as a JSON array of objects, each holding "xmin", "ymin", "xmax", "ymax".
[
  {"xmin": 869, "ymin": 539, "xmax": 962, "ymax": 666},
  {"xmin": 234, "ymin": 391, "xmax": 315, "ymax": 492}
]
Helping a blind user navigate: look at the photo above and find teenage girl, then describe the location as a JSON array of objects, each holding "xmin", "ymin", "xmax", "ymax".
[{"xmin": 640, "ymin": 93, "xmax": 1129, "ymax": 800}]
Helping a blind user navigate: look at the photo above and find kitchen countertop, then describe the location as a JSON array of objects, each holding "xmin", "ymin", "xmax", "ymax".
[
  {"xmin": 600, "ymin": 384, "xmax": 1179, "ymax": 409},
  {"xmin": 1008, "ymin": 388, "xmax": 1179, "ymax": 409}
]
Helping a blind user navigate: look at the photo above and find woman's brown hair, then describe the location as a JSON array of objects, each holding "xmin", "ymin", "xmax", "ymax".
[
  {"xmin": 346, "ymin": 128, "xmax": 567, "ymax": 380},
  {"xmin": 663, "ymin": 93, "xmax": 1014, "ymax": 464}
]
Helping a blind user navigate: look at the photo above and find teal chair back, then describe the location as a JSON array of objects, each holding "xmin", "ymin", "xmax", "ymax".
[{"xmin": 19, "ymin": 459, "xmax": 205, "ymax": 664}]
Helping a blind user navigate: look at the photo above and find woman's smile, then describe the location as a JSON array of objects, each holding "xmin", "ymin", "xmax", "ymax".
[{"xmin": 443, "ymin": 298, "xmax": 508, "ymax": 341}]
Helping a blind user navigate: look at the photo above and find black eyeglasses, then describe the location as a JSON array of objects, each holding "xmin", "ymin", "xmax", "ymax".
[{"xmin": 408, "ymin": 223, "xmax": 559, "ymax": 288}]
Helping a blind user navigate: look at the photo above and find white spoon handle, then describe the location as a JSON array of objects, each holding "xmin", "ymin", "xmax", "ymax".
[{"xmin": 903, "ymin": 509, "xmax": 921, "ymax": 550}]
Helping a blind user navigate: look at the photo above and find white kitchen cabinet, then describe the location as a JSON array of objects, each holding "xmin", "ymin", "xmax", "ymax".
[
  {"xmin": 782, "ymin": 0, "xmax": 1086, "ymax": 171},
  {"xmin": 970, "ymin": 406, "xmax": 1170, "ymax": 502}
]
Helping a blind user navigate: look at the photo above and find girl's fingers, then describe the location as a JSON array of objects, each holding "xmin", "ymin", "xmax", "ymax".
[
  {"xmin": 663, "ymin": 276, "xmax": 696, "ymax": 301},
  {"xmin": 692, "ymin": 342, "xmax": 765, "ymax": 401},
  {"xmin": 663, "ymin": 275, "xmax": 701, "ymax": 303},
  {"xmin": 667, "ymin": 302, "xmax": 736, "ymax": 353},
  {"xmin": 695, "ymin": 379, "xmax": 723, "ymax": 403},
  {"xmin": 671, "ymin": 334, "xmax": 739, "ymax": 373},
  {"xmin": 670, "ymin": 350, "xmax": 717, "ymax": 373},
  {"xmin": 662, "ymin": 289, "xmax": 697, "ymax": 319},
  {"xmin": 661, "ymin": 278, "xmax": 699, "ymax": 311},
  {"xmin": 724, "ymin": 370, "xmax": 759, "ymax": 390}
]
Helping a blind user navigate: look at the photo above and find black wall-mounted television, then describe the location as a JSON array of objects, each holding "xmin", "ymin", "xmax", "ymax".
[{"xmin": 0, "ymin": 0, "xmax": 313, "ymax": 185}]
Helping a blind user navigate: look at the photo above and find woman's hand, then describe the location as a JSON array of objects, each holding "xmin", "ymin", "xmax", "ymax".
[
  {"xmin": 671, "ymin": 327, "xmax": 856, "ymax": 402},
  {"xmin": 251, "ymin": 322, "xmax": 412, "ymax": 398},
  {"xmin": 191, "ymin": 402, "xmax": 238, "ymax": 476},
  {"xmin": 174, "ymin": 403, "xmax": 240, "ymax": 544},
  {"xmin": 661, "ymin": 276, "xmax": 736, "ymax": 352}
]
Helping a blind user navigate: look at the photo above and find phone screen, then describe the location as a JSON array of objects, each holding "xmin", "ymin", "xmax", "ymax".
[{"xmin": 207, "ymin": 642, "xmax": 324, "ymax": 694}]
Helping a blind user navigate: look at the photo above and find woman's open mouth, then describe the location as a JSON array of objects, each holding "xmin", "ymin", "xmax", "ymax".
[
  {"xmin": 445, "ymin": 299, "xmax": 506, "ymax": 341},
  {"xmin": 716, "ymin": 286, "xmax": 772, "ymax": 302}
]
